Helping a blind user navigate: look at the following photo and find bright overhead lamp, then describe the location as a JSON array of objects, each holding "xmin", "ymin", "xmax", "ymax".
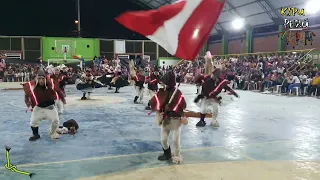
[
  {"xmin": 232, "ymin": 18, "xmax": 245, "ymax": 30},
  {"xmin": 305, "ymin": 0, "xmax": 320, "ymax": 14}
]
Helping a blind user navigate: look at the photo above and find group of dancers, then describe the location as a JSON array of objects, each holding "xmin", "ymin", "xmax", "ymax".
[
  {"xmin": 22, "ymin": 53, "xmax": 239, "ymax": 164},
  {"xmin": 76, "ymin": 68, "xmax": 129, "ymax": 100}
]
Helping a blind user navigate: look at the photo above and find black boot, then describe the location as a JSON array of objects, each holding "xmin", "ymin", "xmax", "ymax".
[
  {"xmin": 194, "ymin": 94, "xmax": 204, "ymax": 103},
  {"xmin": 5, "ymin": 146, "xmax": 11, "ymax": 152},
  {"xmin": 145, "ymin": 102, "xmax": 151, "ymax": 110},
  {"xmin": 81, "ymin": 93, "xmax": 87, "ymax": 100},
  {"xmin": 108, "ymin": 86, "xmax": 112, "ymax": 90},
  {"xmin": 115, "ymin": 87, "xmax": 119, "ymax": 93},
  {"xmin": 196, "ymin": 113, "xmax": 206, "ymax": 127},
  {"xmin": 134, "ymin": 96, "xmax": 139, "ymax": 103},
  {"xmin": 158, "ymin": 147, "xmax": 172, "ymax": 161},
  {"xmin": 29, "ymin": 173, "xmax": 36, "ymax": 178},
  {"xmin": 29, "ymin": 127, "xmax": 40, "ymax": 141}
]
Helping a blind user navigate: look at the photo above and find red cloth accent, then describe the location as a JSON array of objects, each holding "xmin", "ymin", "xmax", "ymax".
[{"xmin": 116, "ymin": 0, "xmax": 225, "ymax": 60}]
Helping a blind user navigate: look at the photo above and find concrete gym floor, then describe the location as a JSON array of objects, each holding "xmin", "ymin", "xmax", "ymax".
[{"xmin": 0, "ymin": 83, "xmax": 319, "ymax": 180}]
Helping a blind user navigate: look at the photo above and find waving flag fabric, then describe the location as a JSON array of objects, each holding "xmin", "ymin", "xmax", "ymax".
[{"xmin": 116, "ymin": 0, "xmax": 226, "ymax": 61}]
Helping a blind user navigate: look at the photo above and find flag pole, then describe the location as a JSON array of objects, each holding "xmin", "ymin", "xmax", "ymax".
[{"xmin": 76, "ymin": 0, "xmax": 81, "ymax": 37}]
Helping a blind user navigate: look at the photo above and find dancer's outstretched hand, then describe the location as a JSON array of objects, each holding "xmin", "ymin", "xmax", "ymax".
[{"xmin": 181, "ymin": 116, "xmax": 188, "ymax": 125}]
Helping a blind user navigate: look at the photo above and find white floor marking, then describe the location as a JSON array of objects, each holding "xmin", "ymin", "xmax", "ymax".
[
  {"xmin": 0, "ymin": 139, "xmax": 296, "ymax": 169},
  {"xmin": 9, "ymin": 101, "xmax": 26, "ymax": 109}
]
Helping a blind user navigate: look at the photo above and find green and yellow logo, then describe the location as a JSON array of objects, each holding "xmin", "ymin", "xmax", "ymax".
[{"xmin": 4, "ymin": 146, "xmax": 35, "ymax": 178}]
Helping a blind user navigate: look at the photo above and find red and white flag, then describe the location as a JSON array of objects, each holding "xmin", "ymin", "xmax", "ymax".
[{"xmin": 116, "ymin": 0, "xmax": 225, "ymax": 61}]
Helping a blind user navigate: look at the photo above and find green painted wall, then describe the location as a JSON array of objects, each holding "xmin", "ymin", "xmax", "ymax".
[
  {"xmin": 246, "ymin": 29, "xmax": 253, "ymax": 53},
  {"xmin": 200, "ymin": 42, "xmax": 208, "ymax": 56},
  {"xmin": 42, "ymin": 37, "xmax": 99, "ymax": 61},
  {"xmin": 222, "ymin": 34, "xmax": 229, "ymax": 55},
  {"xmin": 277, "ymin": 25, "xmax": 286, "ymax": 52}
]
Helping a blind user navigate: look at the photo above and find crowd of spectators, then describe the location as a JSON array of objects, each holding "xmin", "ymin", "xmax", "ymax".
[
  {"xmin": 0, "ymin": 55, "xmax": 127, "ymax": 83},
  {"xmin": 0, "ymin": 52, "xmax": 319, "ymax": 98},
  {"xmin": 173, "ymin": 53, "xmax": 320, "ymax": 98}
]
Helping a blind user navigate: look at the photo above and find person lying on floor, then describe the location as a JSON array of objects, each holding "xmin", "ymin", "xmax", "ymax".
[{"xmin": 56, "ymin": 119, "xmax": 79, "ymax": 135}]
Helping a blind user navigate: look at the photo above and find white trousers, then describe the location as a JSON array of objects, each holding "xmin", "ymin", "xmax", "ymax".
[
  {"xmin": 134, "ymin": 86, "xmax": 144, "ymax": 102},
  {"xmin": 199, "ymin": 98, "xmax": 219, "ymax": 123},
  {"xmin": 148, "ymin": 89, "xmax": 156, "ymax": 98},
  {"xmin": 55, "ymin": 100, "xmax": 64, "ymax": 114},
  {"xmin": 161, "ymin": 117, "xmax": 182, "ymax": 158},
  {"xmin": 30, "ymin": 105, "xmax": 60, "ymax": 134}
]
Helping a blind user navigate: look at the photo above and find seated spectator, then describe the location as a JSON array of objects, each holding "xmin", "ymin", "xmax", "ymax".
[
  {"xmin": 248, "ymin": 71, "xmax": 262, "ymax": 90},
  {"xmin": 226, "ymin": 70, "xmax": 236, "ymax": 88},
  {"xmin": 242, "ymin": 73, "xmax": 251, "ymax": 90},
  {"xmin": 259, "ymin": 72, "xmax": 271, "ymax": 92},
  {"xmin": 282, "ymin": 72, "xmax": 291, "ymax": 93},
  {"xmin": 308, "ymin": 72, "xmax": 320, "ymax": 97},
  {"xmin": 299, "ymin": 71, "xmax": 308, "ymax": 94},
  {"xmin": 270, "ymin": 72, "xmax": 283, "ymax": 92},
  {"xmin": 287, "ymin": 72, "xmax": 301, "ymax": 94},
  {"xmin": 235, "ymin": 74, "xmax": 243, "ymax": 89},
  {"xmin": 184, "ymin": 72, "xmax": 193, "ymax": 83}
]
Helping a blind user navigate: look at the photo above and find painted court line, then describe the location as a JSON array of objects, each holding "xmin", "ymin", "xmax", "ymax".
[
  {"xmin": 9, "ymin": 101, "xmax": 26, "ymax": 109},
  {"xmin": 0, "ymin": 139, "xmax": 296, "ymax": 169},
  {"xmin": 85, "ymin": 159, "xmax": 320, "ymax": 180}
]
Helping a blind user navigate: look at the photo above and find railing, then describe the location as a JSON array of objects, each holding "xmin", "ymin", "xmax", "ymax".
[
  {"xmin": 211, "ymin": 49, "xmax": 314, "ymax": 57},
  {"xmin": 286, "ymin": 49, "xmax": 314, "ymax": 72},
  {"xmin": 0, "ymin": 51, "xmax": 23, "ymax": 59},
  {"xmin": 209, "ymin": 49, "xmax": 318, "ymax": 66}
]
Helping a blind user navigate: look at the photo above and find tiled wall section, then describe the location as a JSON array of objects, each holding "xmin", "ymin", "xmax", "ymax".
[
  {"xmin": 253, "ymin": 35, "xmax": 278, "ymax": 53},
  {"xmin": 208, "ymin": 29, "xmax": 320, "ymax": 55},
  {"xmin": 228, "ymin": 39, "xmax": 246, "ymax": 54},
  {"xmin": 208, "ymin": 43, "xmax": 222, "ymax": 55}
]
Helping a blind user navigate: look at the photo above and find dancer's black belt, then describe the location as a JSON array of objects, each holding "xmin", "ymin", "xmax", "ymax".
[
  {"xmin": 37, "ymin": 100, "xmax": 55, "ymax": 108},
  {"xmin": 163, "ymin": 111, "xmax": 183, "ymax": 119}
]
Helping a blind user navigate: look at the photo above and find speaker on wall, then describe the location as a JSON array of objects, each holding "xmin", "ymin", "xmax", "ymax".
[
  {"xmin": 87, "ymin": 45, "xmax": 90, "ymax": 48},
  {"xmin": 51, "ymin": 47, "xmax": 55, "ymax": 50}
]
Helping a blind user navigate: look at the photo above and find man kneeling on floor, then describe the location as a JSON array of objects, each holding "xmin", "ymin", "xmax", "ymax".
[{"xmin": 56, "ymin": 119, "xmax": 79, "ymax": 135}]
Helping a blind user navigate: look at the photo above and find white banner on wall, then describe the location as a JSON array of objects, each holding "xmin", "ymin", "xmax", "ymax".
[
  {"xmin": 158, "ymin": 58, "xmax": 180, "ymax": 68},
  {"xmin": 115, "ymin": 40, "xmax": 126, "ymax": 54}
]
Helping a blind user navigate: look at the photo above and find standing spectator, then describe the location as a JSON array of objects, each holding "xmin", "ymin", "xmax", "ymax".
[
  {"xmin": 6, "ymin": 67, "xmax": 14, "ymax": 82},
  {"xmin": 0, "ymin": 60, "xmax": 5, "ymax": 81}
]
